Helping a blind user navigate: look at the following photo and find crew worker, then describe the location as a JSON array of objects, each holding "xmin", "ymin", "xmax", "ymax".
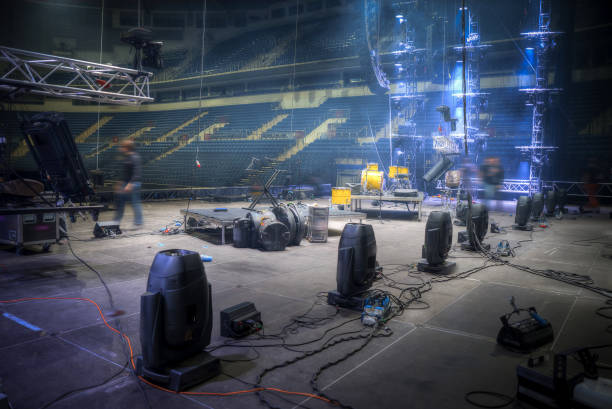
[{"xmin": 114, "ymin": 139, "xmax": 143, "ymax": 226}]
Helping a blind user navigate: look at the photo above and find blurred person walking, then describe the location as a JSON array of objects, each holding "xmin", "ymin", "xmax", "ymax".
[
  {"xmin": 480, "ymin": 157, "xmax": 504, "ymax": 211},
  {"xmin": 460, "ymin": 156, "xmax": 478, "ymax": 200},
  {"xmin": 114, "ymin": 139, "xmax": 143, "ymax": 226},
  {"xmin": 581, "ymin": 157, "xmax": 601, "ymax": 213}
]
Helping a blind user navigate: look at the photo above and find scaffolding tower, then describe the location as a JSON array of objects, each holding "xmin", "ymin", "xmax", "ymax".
[
  {"xmin": 452, "ymin": 7, "xmax": 490, "ymax": 163},
  {"xmin": 516, "ymin": 0, "xmax": 562, "ymax": 194},
  {"xmin": 391, "ymin": 1, "xmax": 425, "ymax": 189}
]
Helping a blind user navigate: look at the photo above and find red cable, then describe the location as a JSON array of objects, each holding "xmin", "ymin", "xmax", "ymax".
[{"xmin": 0, "ymin": 297, "xmax": 332, "ymax": 404}]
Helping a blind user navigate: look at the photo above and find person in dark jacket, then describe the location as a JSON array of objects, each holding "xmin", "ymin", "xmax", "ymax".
[
  {"xmin": 480, "ymin": 156, "xmax": 504, "ymax": 211},
  {"xmin": 114, "ymin": 139, "xmax": 143, "ymax": 226}
]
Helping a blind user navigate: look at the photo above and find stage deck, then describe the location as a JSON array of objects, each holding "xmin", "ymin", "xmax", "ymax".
[
  {"xmin": 351, "ymin": 192, "xmax": 424, "ymax": 220},
  {"xmin": 1, "ymin": 199, "xmax": 610, "ymax": 409}
]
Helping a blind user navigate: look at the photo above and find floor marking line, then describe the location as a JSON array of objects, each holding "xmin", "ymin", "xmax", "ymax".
[
  {"xmin": 180, "ymin": 394, "xmax": 217, "ymax": 409},
  {"xmin": 2, "ymin": 312, "xmax": 42, "ymax": 331},
  {"xmin": 550, "ymin": 296, "xmax": 578, "ymax": 351},
  {"xmin": 421, "ymin": 324, "xmax": 497, "ymax": 343},
  {"xmin": 426, "ymin": 281, "xmax": 482, "ymax": 323},
  {"xmin": 57, "ymin": 336, "xmax": 127, "ymax": 369},
  {"xmin": 59, "ymin": 312, "xmax": 141, "ymax": 335}
]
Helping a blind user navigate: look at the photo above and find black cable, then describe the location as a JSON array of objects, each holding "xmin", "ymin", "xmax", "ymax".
[
  {"xmin": 218, "ymin": 342, "xmax": 261, "ymax": 362},
  {"xmin": 596, "ymin": 300, "xmax": 612, "ymax": 334},
  {"xmin": 464, "ymin": 390, "xmax": 515, "ymax": 409},
  {"xmin": 469, "ymin": 223, "xmax": 612, "ymax": 299},
  {"xmin": 66, "ymin": 238, "xmax": 116, "ymax": 310},
  {"xmin": 255, "ymin": 327, "xmax": 391, "ymax": 409},
  {"xmin": 570, "ymin": 235, "xmax": 612, "ymax": 247},
  {"xmin": 62, "ymin": 237, "xmax": 150, "ymax": 408},
  {"xmin": 220, "ymin": 371, "xmax": 315, "ymax": 409},
  {"xmin": 38, "ymin": 360, "xmax": 129, "ymax": 409},
  {"xmin": 309, "ymin": 326, "xmax": 392, "ymax": 408}
]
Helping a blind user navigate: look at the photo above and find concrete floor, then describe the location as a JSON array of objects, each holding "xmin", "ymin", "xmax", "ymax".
[{"xmin": 0, "ymin": 199, "xmax": 611, "ymax": 409}]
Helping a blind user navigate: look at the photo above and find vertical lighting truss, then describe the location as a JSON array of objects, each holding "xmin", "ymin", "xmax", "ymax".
[
  {"xmin": 451, "ymin": 7, "xmax": 490, "ymax": 163},
  {"xmin": 390, "ymin": 1, "xmax": 425, "ymax": 189},
  {"xmin": 516, "ymin": 0, "xmax": 562, "ymax": 194}
]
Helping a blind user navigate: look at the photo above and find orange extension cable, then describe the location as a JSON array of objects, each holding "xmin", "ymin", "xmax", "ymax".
[{"xmin": 0, "ymin": 297, "xmax": 333, "ymax": 404}]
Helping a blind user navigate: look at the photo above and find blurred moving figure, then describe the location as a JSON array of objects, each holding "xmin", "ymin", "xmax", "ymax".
[
  {"xmin": 480, "ymin": 156, "xmax": 504, "ymax": 211},
  {"xmin": 114, "ymin": 139, "xmax": 143, "ymax": 226},
  {"xmin": 460, "ymin": 156, "xmax": 478, "ymax": 200},
  {"xmin": 581, "ymin": 157, "xmax": 602, "ymax": 213}
]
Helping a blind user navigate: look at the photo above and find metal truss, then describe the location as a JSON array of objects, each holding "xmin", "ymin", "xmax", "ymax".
[
  {"xmin": 391, "ymin": 1, "xmax": 425, "ymax": 189},
  {"xmin": 517, "ymin": 0, "xmax": 562, "ymax": 193},
  {"xmin": 0, "ymin": 46, "xmax": 153, "ymax": 105},
  {"xmin": 550, "ymin": 181, "xmax": 612, "ymax": 198},
  {"xmin": 436, "ymin": 179, "xmax": 612, "ymax": 198}
]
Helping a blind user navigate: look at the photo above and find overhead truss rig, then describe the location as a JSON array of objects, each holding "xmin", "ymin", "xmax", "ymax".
[
  {"xmin": 516, "ymin": 0, "xmax": 562, "ymax": 194},
  {"xmin": 0, "ymin": 46, "xmax": 153, "ymax": 105}
]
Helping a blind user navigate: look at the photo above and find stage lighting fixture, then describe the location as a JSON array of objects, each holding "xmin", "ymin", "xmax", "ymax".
[
  {"xmin": 418, "ymin": 211, "xmax": 456, "ymax": 273},
  {"xmin": 121, "ymin": 27, "xmax": 163, "ymax": 70},
  {"xmin": 455, "ymin": 200, "xmax": 468, "ymax": 226},
  {"xmin": 530, "ymin": 192, "xmax": 545, "ymax": 220},
  {"xmin": 327, "ymin": 223, "xmax": 377, "ymax": 310},
  {"xmin": 556, "ymin": 188, "xmax": 567, "ymax": 213},
  {"xmin": 136, "ymin": 249, "xmax": 220, "ymax": 391},
  {"xmin": 462, "ymin": 203, "xmax": 490, "ymax": 251},
  {"xmin": 544, "ymin": 189, "xmax": 557, "ymax": 216},
  {"xmin": 436, "ymin": 105, "xmax": 458, "ymax": 131},
  {"xmin": 513, "ymin": 196, "xmax": 533, "ymax": 231},
  {"xmin": 423, "ymin": 156, "xmax": 453, "ymax": 183}
]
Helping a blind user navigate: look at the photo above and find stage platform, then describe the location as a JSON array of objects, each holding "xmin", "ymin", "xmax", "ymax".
[
  {"xmin": 351, "ymin": 192, "xmax": 424, "ymax": 221},
  {"xmin": 181, "ymin": 206, "xmax": 366, "ymax": 244}
]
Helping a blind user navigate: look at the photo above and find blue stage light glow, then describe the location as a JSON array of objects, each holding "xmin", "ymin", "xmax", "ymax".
[{"xmin": 518, "ymin": 161, "xmax": 530, "ymax": 179}]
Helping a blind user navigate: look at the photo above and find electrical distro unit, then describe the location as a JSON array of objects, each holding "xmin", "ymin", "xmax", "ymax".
[{"xmin": 220, "ymin": 302, "xmax": 262, "ymax": 338}]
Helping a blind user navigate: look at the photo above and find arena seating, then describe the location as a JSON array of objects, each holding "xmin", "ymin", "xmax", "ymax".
[{"xmin": 4, "ymin": 84, "xmax": 607, "ymax": 187}]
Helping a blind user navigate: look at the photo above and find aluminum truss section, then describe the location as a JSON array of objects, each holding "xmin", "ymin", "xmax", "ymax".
[
  {"xmin": 517, "ymin": 0, "xmax": 562, "ymax": 194},
  {"xmin": 551, "ymin": 181, "xmax": 612, "ymax": 199},
  {"xmin": 0, "ymin": 46, "xmax": 153, "ymax": 105},
  {"xmin": 435, "ymin": 179, "xmax": 612, "ymax": 198},
  {"xmin": 436, "ymin": 178, "xmax": 531, "ymax": 194}
]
